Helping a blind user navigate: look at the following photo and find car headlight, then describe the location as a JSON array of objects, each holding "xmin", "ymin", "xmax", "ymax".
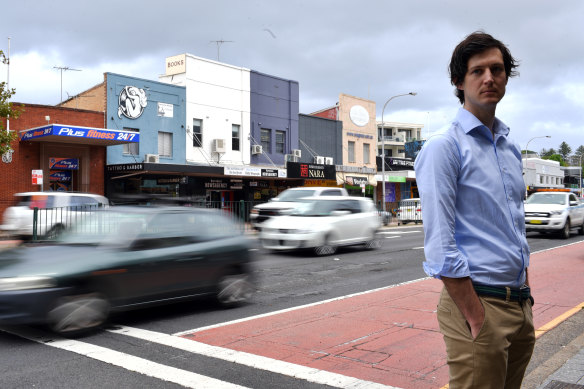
[
  {"xmin": 250, "ymin": 209, "xmax": 259, "ymax": 215},
  {"xmin": 549, "ymin": 210, "xmax": 565, "ymax": 216},
  {"xmin": 0, "ymin": 276, "xmax": 56, "ymax": 291}
]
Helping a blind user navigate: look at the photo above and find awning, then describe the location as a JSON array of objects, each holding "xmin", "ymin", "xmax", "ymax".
[{"xmin": 19, "ymin": 124, "xmax": 139, "ymax": 146}]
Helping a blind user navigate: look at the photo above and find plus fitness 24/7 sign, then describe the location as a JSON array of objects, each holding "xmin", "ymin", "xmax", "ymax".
[{"xmin": 286, "ymin": 162, "xmax": 336, "ymax": 180}]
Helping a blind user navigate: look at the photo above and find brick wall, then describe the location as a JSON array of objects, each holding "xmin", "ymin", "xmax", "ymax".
[{"xmin": 0, "ymin": 104, "xmax": 106, "ymax": 218}]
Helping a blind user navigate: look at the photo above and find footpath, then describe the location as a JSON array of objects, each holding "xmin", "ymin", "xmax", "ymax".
[{"xmin": 192, "ymin": 226, "xmax": 584, "ymax": 388}]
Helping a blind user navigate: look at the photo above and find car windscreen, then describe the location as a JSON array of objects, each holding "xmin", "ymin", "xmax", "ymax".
[
  {"xmin": 290, "ymin": 200, "xmax": 342, "ymax": 216},
  {"xmin": 525, "ymin": 193, "xmax": 567, "ymax": 205},
  {"xmin": 277, "ymin": 190, "xmax": 316, "ymax": 201}
]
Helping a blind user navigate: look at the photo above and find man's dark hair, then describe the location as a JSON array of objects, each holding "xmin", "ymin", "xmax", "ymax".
[{"xmin": 449, "ymin": 31, "xmax": 519, "ymax": 104}]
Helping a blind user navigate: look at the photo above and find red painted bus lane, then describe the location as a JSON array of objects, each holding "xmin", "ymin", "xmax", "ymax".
[{"xmin": 181, "ymin": 242, "xmax": 584, "ymax": 388}]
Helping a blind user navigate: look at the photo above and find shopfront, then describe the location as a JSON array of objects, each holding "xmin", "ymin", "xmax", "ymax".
[{"xmin": 18, "ymin": 124, "xmax": 139, "ymax": 193}]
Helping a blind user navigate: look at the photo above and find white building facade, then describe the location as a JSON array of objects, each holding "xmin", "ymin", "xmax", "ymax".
[
  {"xmin": 523, "ymin": 157, "xmax": 565, "ymax": 193},
  {"xmin": 159, "ymin": 54, "xmax": 252, "ymax": 166}
]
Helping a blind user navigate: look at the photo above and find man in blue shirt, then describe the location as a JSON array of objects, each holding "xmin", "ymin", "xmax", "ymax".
[{"xmin": 415, "ymin": 31, "xmax": 535, "ymax": 388}]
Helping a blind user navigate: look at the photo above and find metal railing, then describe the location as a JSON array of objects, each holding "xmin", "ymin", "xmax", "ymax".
[{"xmin": 31, "ymin": 204, "xmax": 105, "ymax": 241}]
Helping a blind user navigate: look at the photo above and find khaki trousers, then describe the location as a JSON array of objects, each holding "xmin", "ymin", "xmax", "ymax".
[{"xmin": 437, "ymin": 288, "xmax": 535, "ymax": 389}]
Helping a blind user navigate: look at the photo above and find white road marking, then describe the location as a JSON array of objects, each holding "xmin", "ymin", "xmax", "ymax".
[
  {"xmin": 384, "ymin": 236, "xmax": 399, "ymax": 239},
  {"xmin": 412, "ymin": 247, "xmax": 425, "ymax": 250},
  {"xmin": 109, "ymin": 326, "xmax": 398, "ymax": 389},
  {"xmin": 1, "ymin": 326, "xmax": 249, "ymax": 389},
  {"xmin": 378, "ymin": 230, "xmax": 422, "ymax": 234}
]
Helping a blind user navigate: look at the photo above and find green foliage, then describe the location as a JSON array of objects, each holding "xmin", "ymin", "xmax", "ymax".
[
  {"xmin": 540, "ymin": 148, "xmax": 556, "ymax": 158},
  {"xmin": 0, "ymin": 49, "xmax": 22, "ymax": 155},
  {"xmin": 542, "ymin": 154, "xmax": 567, "ymax": 166},
  {"xmin": 558, "ymin": 141, "xmax": 572, "ymax": 161}
]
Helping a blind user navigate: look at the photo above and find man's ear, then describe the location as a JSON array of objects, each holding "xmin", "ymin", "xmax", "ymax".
[{"xmin": 455, "ymin": 79, "xmax": 464, "ymax": 91}]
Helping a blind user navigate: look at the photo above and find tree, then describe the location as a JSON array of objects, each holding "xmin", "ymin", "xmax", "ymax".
[
  {"xmin": 0, "ymin": 49, "xmax": 21, "ymax": 155},
  {"xmin": 542, "ymin": 154, "xmax": 566, "ymax": 166},
  {"xmin": 540, "ymin": 148, "xmax": 556, "ymax": 158},
  {"xmin": 558, "ymin": 142, "xmax": 572, "ymax": 161}
]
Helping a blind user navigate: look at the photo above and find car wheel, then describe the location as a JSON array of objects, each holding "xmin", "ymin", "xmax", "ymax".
[
  {"xmin": 314, "ymin": 234, "xmax": 337, "ymax": 256},
  {"xmin": 579, "ymin": 219, "xmax": 584, "ymax": 235},
  {"xmin": 365, "ymin": 230, "xmax": 383, "ymax": 250},
  {"xmin": 560, "ymin": 219, "xmax": 571, "ymax": 239},
  {"xmin": 47, "ymin": 292, "xmax": 110, "ymax": 336},
  {"xmin": 45, "ymin": 224, "xmax": 65, "ymax": 240},
  {"xmin": 216, "ymin": 273, "xmax": 255, "ymax": 307}
]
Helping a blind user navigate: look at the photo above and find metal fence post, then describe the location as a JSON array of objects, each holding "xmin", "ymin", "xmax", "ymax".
[{"xmin": 32, "ymin": 207, "xmax": 38, "ymax": 241}]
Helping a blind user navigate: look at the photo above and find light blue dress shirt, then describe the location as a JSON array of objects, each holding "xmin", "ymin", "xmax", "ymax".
[{"xmin": 414, "ymin": 108, "xmax": 529, "ymax": 288}]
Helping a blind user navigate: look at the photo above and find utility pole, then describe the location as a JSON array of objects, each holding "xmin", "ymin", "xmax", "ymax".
[
  {"xmin": 209, "ymin": 40, "xmax": 233, "ymax": 61},
  {"xmin": 53, "ymin": 66, "xmax": 81, "ymax": 103}
]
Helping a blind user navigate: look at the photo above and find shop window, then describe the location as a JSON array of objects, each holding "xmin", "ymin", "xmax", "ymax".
[
  {"xmin": 123, "ymin": 127, "xmax": 139, "ymax": 155},
  {"xmin": 363, "ymin": 143, "xmax": 370, "ymax": 164},
  {"xmin": 193, "ymin": 118, "xmax": 202, "ymax": 147},
  {"xmin": 348, "ymin": 141, "xmax": 355, "ymax": 163},
  {"xmin": 261, "ymin": 128, "xmax": 271, "ymax": 153},
  {"xmin": 158, "ymin": 131, "xmax": 173, "ymax": 157},
  {"xmin": 276, "ymin": 130, "xmax": 285, "ymax": 154},
  {"xmin": 232, "ymin": 124, "xmax": 240, "ymax": 151}
]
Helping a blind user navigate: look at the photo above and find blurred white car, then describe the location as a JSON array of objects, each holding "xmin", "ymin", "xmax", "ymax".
[
  {"xmin": 524, "ymin": 191, "xmax": 584, "ymax": 238},
  {"xmin": 1, "ymin": 192, "xmax": 109, "ymax": 239},
  {"xmin": 396, "ymin": 198, "xmax": 422, "ymax": 225},
  {"xmin": 250, "ymin": 187, "xmax": 348, "ymax": 230},
  {"xmin": 259, "ymin": 196, "xmax": 382, "ymax": 255}
]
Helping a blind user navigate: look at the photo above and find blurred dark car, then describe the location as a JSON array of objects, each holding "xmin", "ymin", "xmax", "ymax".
[{"xmin": 0, "ymin": 206, "xmax": 256, "ymax": 336}]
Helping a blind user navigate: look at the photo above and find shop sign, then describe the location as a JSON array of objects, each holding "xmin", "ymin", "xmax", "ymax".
[
  {"xmin": 165, "ymin": 54, "xmax": 186, "ymax": 76},
  {"xmin": 50, "ymin": 158, "xmax": 79, "ymax": 170},
  {"xmin": 287, "ymin": 162, "xmax": 336, "ymax": 180},
  {"xmin": 20, "ymin": 125, "xmax": 140, "ymax": 143},
  {"xmin": 157, "ymin": 177, "xmax": 187, "ymax": 185},
  {"xmin": 349, "ymin": 105, "xmax": 369, "ymax": 127},
  {"xmin": 32, "ymin": 170, "xmax": 43, "ymax": 185},
  {"xmin": 205, "ymin": 179, "xmax": 228, "ymax": 189},
  {"xmin": 224, "ymin": 166, "xmax": 261, "ymax": 177},
  {"xmin": 107, "ymin": 163, "xmax": 144, "ymax": 172},
  {"xmin": 347, "ymin": 176, "xmax": 368, "ymax": 186},
  {"xmin": 50, "ymin": 171, "xmax": 72, "ymax": 182},
  {"xmin": 157, "ymin": 102, "xmax": 173, "ymax": 118},
  {"xmin": 118, "ymin": 86, "xmax": 147, "ymax": 119},
  {"xmin": 261, "ymin": 169, "xmax": 278, "ymax": 177},
  {"xmin": 387, "ymin": 176, "xmax": 407, "ymax": 182},
  {"xmin": 347, "ymin": 132, "xmax": 374, "ymax": 140},
  {"xmin": 304, "ymin": 179, "xmax": 339, "ymax": 187},
  {"xmin": 388, "ymin": 157, "xmax": 415, "ymax": 170}
]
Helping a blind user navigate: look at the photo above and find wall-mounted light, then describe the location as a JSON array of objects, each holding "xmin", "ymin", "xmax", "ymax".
[{"xmin": 45, "ymin": 116, "xmax": 50, "ymax": 124}]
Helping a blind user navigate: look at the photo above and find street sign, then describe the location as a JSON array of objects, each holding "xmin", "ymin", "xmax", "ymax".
[{"xmin": 32, "ymin": 170, "xmax": 43, "ymax": 185}]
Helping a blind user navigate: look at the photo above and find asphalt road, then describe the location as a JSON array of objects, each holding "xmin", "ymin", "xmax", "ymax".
[{"xmin": 0, "ymin": 227, "xmax": 582, "ymax": 389}]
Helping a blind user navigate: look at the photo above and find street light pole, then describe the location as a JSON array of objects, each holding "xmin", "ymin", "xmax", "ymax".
[
  {"xmin": 380, "ymin": 92, "xmax": 417, "ymax": 213},
  {"xmin": 524, "ymin": 135, "xmax": 551, "ymax": 198}
]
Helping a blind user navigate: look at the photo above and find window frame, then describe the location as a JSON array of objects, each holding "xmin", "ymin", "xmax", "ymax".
[
  {"xmin": 158, "ymin": 131, "xmax": 173, "ymax": 158},
  {"xmin": 122, "ymin": 127, "xmax": 139, "ymax": 155},
  {"xmin": 232, "ymin": 124, "xmax": 240, "ymax": 151},
  {"xmin": 192, "ymin": 118, "xmax": 203, "ymax": 147}
]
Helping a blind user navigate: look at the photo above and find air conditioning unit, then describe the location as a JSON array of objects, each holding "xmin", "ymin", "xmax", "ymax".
[
  {"xmin": 324, "ymin": 157, "xmax": 334, "ymax": 165},
  {"xmin": 145, "ymin": 154, "xmax": 159, "ymax": 163},
  {"xmin": 212, "ymin": 139, "xmax": 226, "ymax": 153},
  {"xmin": 292, "ymin": 149, "xmax": 302, "ymax": 157},
  {"xmin": 313, "ymin": 156, "xmax": 325, "ymax": 164},
  {"xmin": 252, "ymin": 144, "xmax": 263, "ymax": 155},
  {"xmin": 285, "ymin": 154, "xmax": 299, "ymax": 162}
]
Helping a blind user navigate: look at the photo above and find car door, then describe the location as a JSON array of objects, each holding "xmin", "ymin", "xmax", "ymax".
[
  {"xmin": 568, "ymin": 194, "xmax": 584, "ymax": 226},
  {"xmin": 329, "ymin": 199, "xmax": 365, "ymax": 245}
]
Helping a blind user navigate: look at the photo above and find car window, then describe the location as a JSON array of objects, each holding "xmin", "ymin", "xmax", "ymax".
[
  {"xmin": 278, "ymin": 189, "xmax": 316, "ymax": 201},
  {"xmin": 70, "ymin": 196, "xmax": 101, "ymax": 207},
  {"xmin": 321, "ymin": 190, "xmax": 341, "ymax": 196},
  {"xmin": 569, "ymin": 194, "xmax": 578, "ymax": 204},
  {"xmin": 525, "ymin": 193, "xmax": 566, "ymax": 205}
]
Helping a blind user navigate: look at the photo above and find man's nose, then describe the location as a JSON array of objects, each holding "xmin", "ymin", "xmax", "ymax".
[{"xmin": 483, "ymin": 69, "xmax": 494, "ymax": 83}]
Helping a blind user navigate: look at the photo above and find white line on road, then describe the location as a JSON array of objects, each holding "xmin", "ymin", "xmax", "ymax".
[
  {"xmin": 378, "ymin": 230, "xmax": 422, "ymax": 234},
  {"xmin": 1, "ymin": 326, "xmax": 249, "ymax": 389},
  {"xmin": 109, "ymin": 325, "xmax": 398, "ymax": 389},
  {"xmin": 412, "ymin": 247, "xmax": 425, "ymax": 250}
]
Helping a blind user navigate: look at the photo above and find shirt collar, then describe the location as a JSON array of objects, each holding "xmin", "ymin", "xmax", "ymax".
[{"xmin": 456, "ymin": 107, "xmax": 510, "ymax": 137}]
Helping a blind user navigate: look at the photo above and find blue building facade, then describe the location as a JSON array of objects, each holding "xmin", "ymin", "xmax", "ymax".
[
  {"xmin": 106, "ymin": 73, "xmax": 186, "ymax": 165},
  {"xmin": 250, "ymin": 71, "xmax": 299, "ymax": 166}
]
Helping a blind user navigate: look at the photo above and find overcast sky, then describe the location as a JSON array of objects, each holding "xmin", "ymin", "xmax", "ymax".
[{"xmin": 2, "ymin": 0, "xmax": 583, "ymax": 156}]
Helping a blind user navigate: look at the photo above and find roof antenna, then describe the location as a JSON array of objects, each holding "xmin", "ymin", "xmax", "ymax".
[
  {"xmin": 53, "ymin": 66, "xmax": 81, "ymax": 104},
  {"xmin": 209, "ymin": 40, "xmax": 233, "ymax": 61}
]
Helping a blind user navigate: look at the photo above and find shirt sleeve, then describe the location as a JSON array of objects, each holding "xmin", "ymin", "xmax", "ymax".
[{"xmin": 414, "ymin": 134, "xmax": 471, "ymax": 279}]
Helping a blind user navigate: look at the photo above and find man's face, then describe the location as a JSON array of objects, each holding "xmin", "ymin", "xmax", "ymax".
[{"xmin": 457, "ymin": 47, "xmax": 508, "ymax": 114}]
